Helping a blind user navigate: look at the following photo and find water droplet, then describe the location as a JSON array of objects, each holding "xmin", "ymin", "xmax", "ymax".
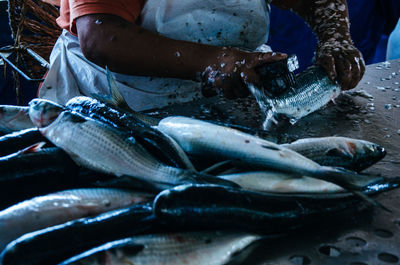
[
  {"xmin": 385, "ymin": 104, "xmax": 392, "ymax": 110},
  {"xmin": 393, "ymin": 96, "xmax": 398, "ymax": 100},
  {"xmin": 385, "ymin": 134, "xmax": 391, "ymax": 138},
  {"xmin": 95, "ymin": 19, "xmax": 102, "ymax": 25},
  {"xmin": 397, "ymin": 129, "xmax": 400, "ymax": 135},
  {"xmin": 220, "ymin": 62, "xmax": 226, "ymax": 68},
  {"xmin": 365, "ymin": 81, "xmax": 371, "ymax": 84},
  {"xmin": 175, "ymin": 51, "xmax": 181, "ymax": 57},
  {"xmin": 394, "ymin": 105, "xmax": 400, "ymax": 108},
  {"xmin": 364, "ymin": 119, "xmax": 371, "ymax": 124},
  {"xmin": 376, "ymin": 86, "xmax": 386, "ymax": 91}
]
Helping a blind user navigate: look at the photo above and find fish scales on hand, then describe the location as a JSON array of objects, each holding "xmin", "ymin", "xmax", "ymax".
[
  {"xmin": 0, "ymin": 204, "xmax": 154, "ymax": 265},
  {"xmin": 60, "ymin": 231, "xmax": 261, "ymax": 265},
  {"xmin": 39, "ymin": 111, "xmax": 235, "ymax": 190},
  {"xmin": 157, "ymin": 116, "xmax": 384, "ymax": 192},
  {"xmin": 0, "ymin": 188, "xmax": 154, "ymax": 251},
  {"xmin": 281, "ymin": 137, "xmax": 386, "ymax": 172},
  {"xmin": 0, "ymin": 105, "xmax": 34, "ymax": 134}
]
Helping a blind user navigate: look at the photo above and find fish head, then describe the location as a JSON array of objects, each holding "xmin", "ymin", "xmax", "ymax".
[
  {"xmin": 28, "ymin": 99, "xmax": 64, "ymax": 127},
  {"xmin": 350, "ymin": 140, "xmax": 386, "ymax": 172}
]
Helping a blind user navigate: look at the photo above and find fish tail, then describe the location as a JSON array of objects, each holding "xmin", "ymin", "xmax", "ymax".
[{"xmin": 314, "ymin": 167, "xmax": 389, "ymax": 210}]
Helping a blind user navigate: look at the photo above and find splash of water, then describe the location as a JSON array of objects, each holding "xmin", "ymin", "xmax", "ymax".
[{"xmin": 247, "ymin": 83, "xmax": 276, "ymax": 130}]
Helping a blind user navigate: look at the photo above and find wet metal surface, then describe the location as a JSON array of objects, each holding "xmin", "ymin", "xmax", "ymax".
[{"xmin": 145, "ymin": 60, "xmax": 400, "ymax": 264}]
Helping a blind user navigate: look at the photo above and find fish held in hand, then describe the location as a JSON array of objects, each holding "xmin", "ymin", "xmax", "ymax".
[
  {"xmin": 60, "ymin": 231, "xmax": 261, "ymax": 265},
  {"xmin": 249, "ymin": 66, "xmax": 341, "ymax": 128},
  {"xmin": 0, "ymin": 105, "xmax": 34, "ymax": 133},
  {"xmin": 282, "ymin": 136, "xmax": 386, "ymax": 172},
  {"xmin": 0, "ymin": 188, "xmax": 153, "ymax": 251}
]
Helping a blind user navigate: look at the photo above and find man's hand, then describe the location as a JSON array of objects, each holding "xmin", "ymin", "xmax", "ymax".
[
  {"xmin": 284, "ymin": 0, "xmax": 366, "ymax": 91},
  {"xmin": 316, "ymin": 40, "xmax": 365, "ymax": 90},
  {"xmin": 201, "ymin": 49, "xmax": 287, "ymax": 99}
]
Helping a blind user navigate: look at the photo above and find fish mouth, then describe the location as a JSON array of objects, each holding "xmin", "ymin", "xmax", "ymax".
[{"xmin": 31, "ymin": 113, "xmax": 60, "ymax": 127}]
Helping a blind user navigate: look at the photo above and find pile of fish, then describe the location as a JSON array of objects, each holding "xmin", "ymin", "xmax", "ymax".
[{"xmin": 0, "ymin": 74, "xmax": 397, "ymax": 265}]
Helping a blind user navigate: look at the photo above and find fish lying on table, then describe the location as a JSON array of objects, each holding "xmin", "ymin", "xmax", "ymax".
[
  {"xmin": 60, "ymin": 231, "xmax": 261, "ymax": 265},
  {"xmin": 0, "ymin": 105, "xmax": 33, "ymax": 134},
  {"xmin": 0, "ymin": 146, "xmax": 118, "ymax": 210},
  {"xmin": 29, "ymin": 97, "xmax": 196, "ymax": 171},
  {"xmin": 281, "ymin": 136, "xmax": 386, "ymax": 172},
  {"xmin": 0, "ymin": 204, "xmax": 154, "ymax": 265},
  {"xmin": 0, "ymin": 128, "xmax": 49, "ymax": 157},
  {"xmin": 0, "ymin": 188, "xmax": 153, "ymax": 251},
  {"xmin": 157, "ymin": 116, "xmax": 384, "ymax": 193},
  {"xmin": 39, "ymin": 111, "xmax": 235, "ymax": 191},
  {"xmin": 153, "ymin": 182, "xmax": 399, "ymax": 234}
]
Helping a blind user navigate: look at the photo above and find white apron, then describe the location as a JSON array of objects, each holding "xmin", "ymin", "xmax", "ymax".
[{"xmin": 39, "ymin": 0, "xmax": 271, "ymax": 111}]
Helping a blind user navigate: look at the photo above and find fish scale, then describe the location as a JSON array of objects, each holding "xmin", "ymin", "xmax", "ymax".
[
  {"xmin": 41, "ymin": 111, "xmax": 184, "ymax": 186},
  {"xmin": 157, "ymin": 116, "xmax": 386, "ymax": 192},
  {"xmin": 0, "ymin": 188, "xmax": 153, "ymax": 251},
  {"xmin": 40, "ymin": 111, "xmax": 234, "ymax": 190},
  {"xmin": 250, "ymin": 67, "xmax": 341, "ymax": 126},
  {"xmin": 60, "ymin": 232, "xmax": 261, "ymax": 265}
]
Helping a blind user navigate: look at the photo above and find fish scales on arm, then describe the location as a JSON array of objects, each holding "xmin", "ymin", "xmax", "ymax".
[
  {"xmin": 39, "ymin": 111, "xmax": 236, "ymax": 190},
  {"xmin": 60, "ymin": 231, "xmax": 261, "ymax": 265}
]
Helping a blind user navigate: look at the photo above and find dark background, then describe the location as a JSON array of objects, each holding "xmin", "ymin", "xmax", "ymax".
[{"xmin": 1, "ymin": 0, "xmax": 400, "ymax": 105}]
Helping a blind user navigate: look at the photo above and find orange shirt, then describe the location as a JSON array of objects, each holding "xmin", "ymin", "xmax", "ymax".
[{"xmin": 57, "ymin": 0, "xmax": 145, "ymax": 35}]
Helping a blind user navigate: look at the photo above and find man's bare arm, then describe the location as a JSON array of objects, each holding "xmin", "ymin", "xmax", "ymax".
[{"xmin": 76, "ymin": 14, "xmax": 286, "ymax": 98}]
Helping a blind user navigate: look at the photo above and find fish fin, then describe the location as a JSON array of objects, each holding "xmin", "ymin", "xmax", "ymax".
[
  {"xmin": 20, "ymin": 142, "xmax": 46, "ymax": 154},
  {"xmin": 62, "ymin": 111, "xmax": 87, "ymax": 123},
  {"xmin": 89, "ymin": 67, "xmax": 130, "ymax": 111},
  {"xmin": 325, "ymin": 147, "xmax": 354, "ymax": 159},
  {"xmin": 352, "ymin": 190, "xmax": 391, "ymax": 212},
  {"xmin": 201, "ymin": 160, "xmax": 233, "ymax": 175},
  {"xmin": 106, "ymin": 66, "xmax": 131, "ymax": 111},
  {"xmin": 314, "ymin": 167, "xmax": 391, "ymax": 210}
]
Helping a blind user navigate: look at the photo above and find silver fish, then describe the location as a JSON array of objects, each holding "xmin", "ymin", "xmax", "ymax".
[
  {"xmin": 219, "ymin": 171, "xmax": 343, "ymax": 194},
  {"xmin": 0, "ymin": 105, "xmax": 33, "ymax": 133},
  {"xmin": 28, "ymin": 98, "xmax": 65, "ymax": 128},
  {"xmin": 157, "ymin": 116, "xmax": 383, "ymax": 192},
  {"xmin": 281, "ymin": 137, "xmax": 386, "ymax": 172},
  {"xmin": 0, "ymin": 188, "xmax": 152, "ymax": 251},
  {"xmin": 249, "ymin": 66, "xmax": 341, "ymax": 127},
  {"xmin": 40, "ymin": 111, "xmax": 229, "ymax": 189},
  {"xmin": 60, "ymin": 231, "xmax": 261, "ymax": 265}
]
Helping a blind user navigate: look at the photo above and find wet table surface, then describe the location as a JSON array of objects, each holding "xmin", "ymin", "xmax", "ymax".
[{"xmin": 146, "ymin": 59, "xmax": 400, "ymax": 265}]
